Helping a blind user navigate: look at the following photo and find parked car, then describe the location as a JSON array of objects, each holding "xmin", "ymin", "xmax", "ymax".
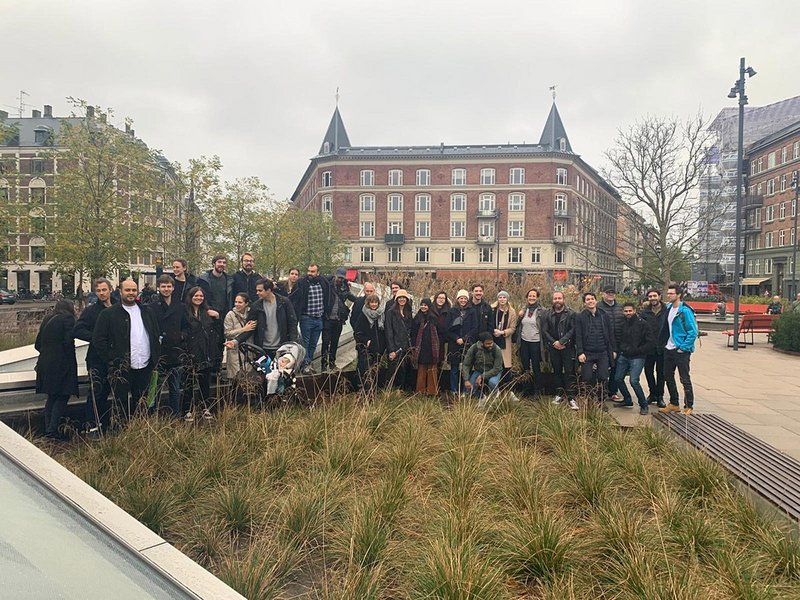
[{"xmin": 0, "ymin": 289, "xmax": 17, "ymax": 304}]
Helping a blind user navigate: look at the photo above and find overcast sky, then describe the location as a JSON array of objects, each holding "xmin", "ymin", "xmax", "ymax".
[{"xmin": 3, "ymin": 0, "xmax": 799, "ymax": 200}]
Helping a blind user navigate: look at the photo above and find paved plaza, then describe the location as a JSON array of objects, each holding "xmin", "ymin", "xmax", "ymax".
[{"xmin": 610, "ymin": 331, "xmax": 800, "ymax": 460}]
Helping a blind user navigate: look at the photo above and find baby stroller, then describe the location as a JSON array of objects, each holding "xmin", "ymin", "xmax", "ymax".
[{"xmin": 238, "ymin": 341, "xmax": 306, "ymax": 406}]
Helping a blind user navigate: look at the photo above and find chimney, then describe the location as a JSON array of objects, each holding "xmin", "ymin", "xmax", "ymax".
[
  {"xmin": 125, "ymin": 123, "xmax": 131, "ymax": 133},
  {"xmin": 86, "ymin": 106, "xmax": 95, "ymax": 119},
  {"xmin": 0, "ymin": 110, "xmax": 8, "ymax": 120},
  {"xmin": 129, "ymin": 129, "xmax": 135, "ymax": 138},
  {"xmin": 43, "ymin": 105, "xmax": 52, "ymax": 118},
  {"xmin": 32, "ymin": 109, "xmax": 42, "ymax": 118},
  {"xmin": 99, "ymin": 113, "xmax": 107, "ymax": 124}
]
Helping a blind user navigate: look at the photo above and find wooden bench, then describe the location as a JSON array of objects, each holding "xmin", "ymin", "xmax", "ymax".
[
  {"xmin": 686, "ymin": 301, "xmax": 718, "ymax": 314},
  {"xmin": 721, "ymin": 313, "xmax": 778, "ymax": 347},
  {"xmin": 686, "ymin": 301, "xmax": 770, "ymax": 315},
  {"xmin": 653, "ymin": 412, "xmax": 800, "ymax": 521}
]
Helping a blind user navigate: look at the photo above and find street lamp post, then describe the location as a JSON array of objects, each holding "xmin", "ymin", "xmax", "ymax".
[
  {"xmin": 727, "ymin": 57, "xmax": 756, "ymax": 351},
  {"xmin": 792, "ymin": 173, "xmax": 799, "ymax": 298}
]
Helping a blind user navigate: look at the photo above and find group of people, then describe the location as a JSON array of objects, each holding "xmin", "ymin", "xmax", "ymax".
[
  {"xmin": 348, "ymin": 281, "xmax": 698, "ymax": 416},
  {"xmin": 32, "ymin": 248, "xmax": 699, "ymax": 439}
]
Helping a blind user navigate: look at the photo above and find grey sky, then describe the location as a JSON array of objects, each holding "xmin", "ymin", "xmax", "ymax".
[{"xmin": 2, "ymin": 0, "xmax": 799, "ymax": 200}]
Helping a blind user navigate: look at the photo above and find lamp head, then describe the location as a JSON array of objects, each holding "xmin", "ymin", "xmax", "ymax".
[
  {"xmin": 728, "ymin": 87, "xmax": 738, "ymax": 99},
  {"xmin": 745, "ymin": 66, "xmax": 756, "ymax": 77}
]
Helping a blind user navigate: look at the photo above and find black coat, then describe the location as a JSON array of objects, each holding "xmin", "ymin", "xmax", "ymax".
[
  {"xmin": 196, "ymin": 270, "xmax": 233, "ymax": 315},
  {"xmin": 93, "ymin": 302, "xmax": 161, "ymax": 369},
  {"xmin": 185, "ymin": 308, "xmax": 222, "ymax": 371},
  {"xmin": 597, "ymin": 300, "xmax": 625, "ymax": 344},
  {"xmin": 150, "ymin": 295, "xmax": 190, "ymax": 367},
  {"xmin": 74, "ymin": 300, "xmax": 115, "ymax": 364},
  {"xmin": 470, "ymin": 300, "xmax": 493, "ymax": 335},
  {"xmin": 350, "ymin": 296, "xmax": 367, "ymax": 330},
  {"xmin": 236, "ymin": 295, "xmax": 298, "ymax": 349},
  {"xmin": 639, "ymin": 302, "xmax": 668, "ymax": 355},
  {"xmin": 618, "ymin": 315, "xmax": 655, "ymax": 359},
  {"xmin": 170, "ymin": 274, "xmax": 198, "ymax": 304},
  {"xmin": 542, "ymin": 307, "xmax": 576, "ymax": 353},
  {"xmin": 574, "ymin": 308, "xmax": 616, "ymax": 357},
  {"xmin": 327, "ymin": 276, "xmax": 357, "ymax": 321},
  {"xmin": 445, "ymin": 307, "xmax": 478, "ymax": 362},
  {"xmin": 384, "ymin": 307, "xmax": 413, "ymax": 354},
  {"xmin": 353, "ymin": 312, "xmax": 385, "ymax": 356},
  {"xmin": 232, "ymin": 270, "xmax": 262, "ymax": 303},
  {"xmin": 35, "ymin": 313, "xmax": 78, "ymax": 396}
]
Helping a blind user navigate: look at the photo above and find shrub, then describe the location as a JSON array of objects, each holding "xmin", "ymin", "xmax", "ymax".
[{"xmin": 772, "ymin": 311, "xmax": 800, "ymax": 352}]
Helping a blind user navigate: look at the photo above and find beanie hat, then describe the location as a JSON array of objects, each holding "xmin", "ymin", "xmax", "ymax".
[
  {"xmin": 420, "ymin": 297, "xmax": 433, "ymax": 307},
  {"xmin": 456, "ymin": 289, "xmax": 469, "ymax": 300},
  {"xmin": 497, "ymin": 291, "xmax": 510, "ymax": 299}
]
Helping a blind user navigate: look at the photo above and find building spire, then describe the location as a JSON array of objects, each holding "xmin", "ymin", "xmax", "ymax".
[
  {"xmin": 318, "ymin": 104, "xmax": 351, "ymax": 156},
  {"xmin": 538, "ymin": 95, "xmax": 572, "ymax": 153}
]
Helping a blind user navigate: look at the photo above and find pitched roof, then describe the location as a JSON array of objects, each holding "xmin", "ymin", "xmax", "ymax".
[
  {"xmin": 318, "ymin": 107, "xmax": 351, "ymax": 155},
  {"xmin": 538, "ymin": 102, "xmax": 573, "ymax": 153},
  {"xmin": 709, "ymin": 94, "xmax": 800, "ymax": 149}
]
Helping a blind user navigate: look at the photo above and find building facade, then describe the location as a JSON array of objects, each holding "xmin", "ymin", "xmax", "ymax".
[
  {"xmin": 292, "ymin": 104, "xmax": 627, "ymax": 287},
  {"xmin": 742, "ymin": 120, "xmax": 800, "ymax": 296},
  {"xmin": 0, "ymin": 105, "xmax": 194, "ymax": 293}
]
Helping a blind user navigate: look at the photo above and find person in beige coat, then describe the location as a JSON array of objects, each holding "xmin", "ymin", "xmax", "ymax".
[
  {"xmin": 491, "ymin": 291, "xmax": 517, "ymax": 386},
  {"xmin": 223, "ymin": 292, "xmax": 255, "ymax": 380}
]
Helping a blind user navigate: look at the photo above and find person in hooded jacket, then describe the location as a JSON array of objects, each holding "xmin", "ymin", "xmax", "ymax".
[
  {"xmin": 412, "ymin": 298, "xmax": 441, "ymax": 395},
  {"xmin": 491, "ymin": 291, "xmax": 517, "ymax": 387},
  {"xmin": 353, "ymin": 293, "xmax": 385, "ymax": 391},
  {"xmin": 35, "ymin": 299, "xmax": 78, "ymax": 439},
  {"xmin": 184, "ymin": 286, "xmax": 222, "ymax": 421},
  {"xmin": 384, "ymin": 288, "xmax": 414, "ymax": 390},
  {"xmin": 445, "ymin": 289, "xmax": 478, "ymax": 392}
]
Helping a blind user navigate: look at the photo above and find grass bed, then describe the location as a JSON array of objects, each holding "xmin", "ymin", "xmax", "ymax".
[{"xmin": 55, "ymin": 393, "xmax": 800, "ymax": 599}]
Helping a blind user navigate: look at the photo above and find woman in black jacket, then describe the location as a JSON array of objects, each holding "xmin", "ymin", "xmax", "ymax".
[
  {"xmin": 352, "ymin": 293, "xmax": 385, "ymax": 391},
  {"xmin": 184, "ymin": 286, "xmax": 222, "ymax": 421},
  {"xmin": 431, "ymin": 291, "xmax": 451, "ymax": 392},
  {"xmin": 35, "ymin": 300, "xmax": 78, "ymax": 439},
  {"xmin": 384, "ymin": 289, "xmax": 414, "ymax": 390},
  {"xmin": 412, "ymin": 298, "xmax": 440, "ymax": 395}
]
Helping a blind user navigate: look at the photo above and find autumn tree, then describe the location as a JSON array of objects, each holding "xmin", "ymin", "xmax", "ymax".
[
  {"xmin": 602, "ymin": 113, "xmax": 724, "ymax": 288},
  {"xmin": 46, "ymin": 100, "xmax": 164, "ymax": 288}
]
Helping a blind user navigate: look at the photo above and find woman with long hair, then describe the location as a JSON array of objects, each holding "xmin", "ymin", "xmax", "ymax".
[
  {"xmin": 384, "ymin": 288, "xmax": 414, "ymax": 390},
  {"xmin": 34, "ymin": 299, "xmax": 78, "ymax": 439},
  {"xmin": 491, "ymin": 291, "xmax": 517, "ymax": 387},
  {"xmin": 516, "ymin": 288, "xmax": 545, "ymax": 396},
  {"xmin": 223, "ymin": 292, "xmax": 255, "ymax": 381},
  {"xmin": 184, "ymin": 286, "xmax": 222, "ymax": 421},
  {"xmin": 352, "ymin": 293, "xmax": 385, "ymax": 391},
  {"xmin": 432, "ymin": 291, "xmax": 451, "ymax": 391},
  {"xmin": 412, "ymin": 298, "xmax": 440, "ymax": 395}
]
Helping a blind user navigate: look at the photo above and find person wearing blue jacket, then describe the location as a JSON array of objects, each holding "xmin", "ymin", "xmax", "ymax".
[{"xmin": 659, "ymin": 283, "xmax": 698, "ymax": 415}]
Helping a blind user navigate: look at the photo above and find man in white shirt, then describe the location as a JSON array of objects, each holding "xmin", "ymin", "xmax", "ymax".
[{"xmin": 93, "ymin": 278, "xmax": 161, "ymax": 424}]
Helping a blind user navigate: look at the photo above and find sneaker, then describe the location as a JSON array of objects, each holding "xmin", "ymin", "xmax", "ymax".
[
  {"xmin": 619, "ymin": 401, "xmax": 634, "ymax": 408},
  {"xmin": 568, "ymin": 399, "xmax": 579, "ymax": 411},
  {"xmin": 656, "ymin": 399, "xmax": 667, "ymax": 409},
  {"xmin": 639, "ymin": 406, "xmax": 650, "ymax": 416},
  {"xmin": 682, "ymin": 407, "xmax": 693, "ymax": 415},
  {"xmin": 202, "ymin": 409, "xmax": 214, "ymax": 421},
  {"xmin": 302, "ymin": 365, "xmax": 314, "ymax": 375},
  {"xmin": 610, "ymin": 394, "xmax": 622, "ymax": 401},
  {"xmin": 659, "ymin": 404, "xmax": 681, "ymax": 414},
  {"xmin": 86, "ymin": 426, "xmax": 102, "ymax": 441},
  {"xmin": 184, "ymin": 411, "xmax": 194, "ymax": 422},
  {"xmin": 552, "ymin": 395, "xmax": 563, "ymax": 405},
  {"xmin": 647, "ymin": 395, "xmax": 656, "ymax": 404}
]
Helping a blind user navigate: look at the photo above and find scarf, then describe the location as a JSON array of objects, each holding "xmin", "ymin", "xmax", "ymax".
[
  {"xmin": 362, "ymin": 303, "xmax": 385, "ymax": 329},
  {"xmin": 414, "ymin": 318, "xmax": 440, "ymax": 363},
  {"xmin": 526, "ymin": 302, "xmax": 540, "ymax": 319}
]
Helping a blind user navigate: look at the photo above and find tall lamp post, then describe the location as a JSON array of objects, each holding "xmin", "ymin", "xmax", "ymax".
[
  {"xmin": 792, "ymin": 173, "xmax": 799, "ymax": 299},
  {"xmin": 727, "ymin": 57, "xmax": 757, "ymax": 351}
]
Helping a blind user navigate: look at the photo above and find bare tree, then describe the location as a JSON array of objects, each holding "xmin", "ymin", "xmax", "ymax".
[{"xmin": 602, "ymin": 113, "xmax": 725, "ymax": 288}]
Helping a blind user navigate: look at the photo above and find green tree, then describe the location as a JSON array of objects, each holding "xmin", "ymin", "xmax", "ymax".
[{"xmin": 46, "ymin": 100, "xmax": 164, "ymax": 287}]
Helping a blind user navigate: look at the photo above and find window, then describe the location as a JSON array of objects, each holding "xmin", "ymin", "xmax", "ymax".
[
  {"xmin": 451, "ymin": 247, "xmax": 465, "ymax": 263},
  {"xmin": 782, "ymin": 147, "xmax": 788, "ymax": 164},
  {"xmin": 322, "ymin": 195, "xmax": 332, "ymax": 213},
  {"xmin": 31, "ymin": 216, "xmax": 45, "ymax": 234},
  {"xmin": 556, "ymin": 168, "xmax": 567, "ymax": 185},
  {"xmin": 793, "ymin": 198, "xmax": 797, "ymax": 218},
  {"xmin": 416, "ymin": 169, "xmax": 430, "ymax": 186},
  {"xmin": 508, "ymin": 247, "xmax": 522, "ymax": 263},
  {"xmin": 451, "ymin": 220, "xmax": 466, "ymax": 237},
  {"xmin": 0, "ymin": 185, "xmax": 8, "ymax": 201},
  {"xmin": 361, "ymin": 246, "xmax": 373, "ymax": 262},
  {"xmin": 795, "ymin": 142, "xmax": 800, "ymax": 160},
  {"xmin": 388, "ymin": 221, "xmax": 403, "ymax": 234},
  {"xmin": 754, "ymin": 259, "xmax": 761, "ymax": 275},
  {"xmin": 415, "ymin": 194, "xmax": 430, "ymax": 212},
  {"xmin": 388, "ymin": 194, "xmax": 403, "ymax": 212},
  {"xmin": 479, "ymin": 221, "xmax": 495, "ymax": 238},
  {"xmin": 343, "ymin": 247, "xmax": 352, "ymax": 263},
  {"xmin": 792, "ymin": 228, "xmax": 796, "ymax": 245},
  {"xmin": 747, "ymin": 259, "xmax": 754, "ymax": 276},
  {"xmin": 509, "ymin": 167, "xmax": 525, "ymax": 185},
  {"xmin": 768, "ymin": 152, "xmax": 776, "ymax": 169},
  {"xmin": 415, "ymin": 221, "xmax": 430, "ymax": 238},
  {"xmin": 321, "ymin": 171, "xmax": 332, "ymax": 187},
  {"xmin": 780, "ymin": 229, "xmax": 786, "ymax": 246},
  {"xmin": 765, "ymin": 205, "xmax": 775, "ymax": 222},
  {"xmin": 31, "ymin": 246, "xmax": 45, "ymax": 262},
  {"xmin": 554, "ymin": 248, "xmax": 565, "ymax": 264},
  {"xmin": 758, "ymin": 158, "xmax": 764, "ymax": 172},
  {"xmin": 508, "ymin": 220, "xmax": 523, "ymax": 237},
  {"xmin": 30, "ymin": 188, "xmax": 45, "ymax": 204},
  {"xmin": 765, "ymin": 258, "xmax": 773, "ymax": 274},
  {"xmin": 479, "ymin": 247, "xmax": 494, "ymax": 263},
  {"xmin": 478, "ymin": 193, "xmax": 495, "ymax": 213},
  {"xmin": 416, "ymin": 247, "xmax": 429, "ymax": 262},
  {"xmin": 451, "ymin": 168, "xmax": 466, "ymax": 186},
  {"xmin": 781, "ymin": 202, "xmax": 787, "ymax": 220},
  {"xmin": 480, "ymin": 168, "xmax": 495, "ymax": 185},
  {"xmin": 388, "ymin": 247, "xmax": 402, "ymax": 263},
  {"xmin": 767, "ymin": 179, "xmax": 775, "ymax": 195},
  {"xmin": 554, "ymin": 193, "xmax": 567, "ymax": 215},
  {"xmin": 360, "ymin": 221, "xmax": 374, "ymax": 238},
  {"xmin": 388, "ymin": 169, "xmax": 403, "ymax": 186},
  {"xmin": 766, "ymin": 231, "xmax": 774, "ymax": 247},
  {"xmin": 31, "ymin": 159, "xmax": 44, "ymax": 175},
  {"xmin": 360, "ymin": 194, "xmax": 375, "ymax": 212},
  {"xmin": 531, "ymin": 247, "xmax": 541, "ymax": 263},
  {"xmin": 34, "ymin": 129, "xmax": 52, "ymax": 145},
  {"xmin": 508, "ymin": 193, "xmax": 524, "ymax": 212},
  {"xmin": 450, "ymin": 193, "xmax": 466, "ymax": 212},
  {"xmin": 554, "ymin": 221, "xmax": 566, "ymax": 236},
  {"xmin": 360, "ymin": 170, "xmax": 374, "ymax": 186},
  {"xmin": 781, "ymin": 175, "xmax": 787, "ymax": 192}
]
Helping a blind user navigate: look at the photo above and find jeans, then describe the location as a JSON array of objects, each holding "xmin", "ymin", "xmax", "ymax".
[
  {"xmin": 579, "ymin": 352, "xmax": 609, "ymax": 404},
  {"xmin": 160, "ymin": 366, "xmax": 183, "ymax": 416},
  {"xmin": 644, "ymin": 353, "xmax": 665, "ymax": 401},
  {"xmin": 85, "ymin": 359, "xmax": 111, "ymax": 430},
  {"xmin": 664, "ymin": 349, "xmax": 694, "ymax": 408},
  {"xmin": 110, "ymin": 364, "xmax": 154, "ymax": 423},
  {"xmin": 467, "ymin": 371, "xmax": 501, "ymax": 397},
  {"xmin": 300, "ymin": 315, "xmax": 323, "ymax": 368},
  {"xmin": 321, "ymin": 319, "xmax": 343, "ymax": 371},
  {"xmin": 549, "ymin": 348, "xmax": 576, "ymax": 399},
  {"xmin": 615, "ymin": 355, "xmax": 647, "ymax": 408},
  {"xmin": 519, "ymin": 340, "xmax": 542, "ymax": 395}
]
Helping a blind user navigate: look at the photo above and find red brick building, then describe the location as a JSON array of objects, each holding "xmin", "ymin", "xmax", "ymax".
[
  {"xmin": 291, "ymin": 104, "xmax": 624, "ymax": 286},
  {"xmin": 743, "ymin": 119, "xmax": 800, "ymax": 295}
]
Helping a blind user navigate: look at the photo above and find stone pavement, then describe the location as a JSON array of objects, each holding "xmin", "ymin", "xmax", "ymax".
[{"xmin": 609, "ymin": 332, "xmax": 800, "ymax": 460}]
